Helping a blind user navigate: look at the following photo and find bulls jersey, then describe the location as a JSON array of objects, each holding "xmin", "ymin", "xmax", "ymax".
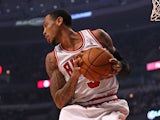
[{"xmin": 54, "ymin": 29, "xmax": 119, "ymax": 107}]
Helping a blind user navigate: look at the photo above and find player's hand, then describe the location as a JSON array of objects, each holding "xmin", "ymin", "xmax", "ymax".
[
  {"xmin": 110, "ymin": 58, "xmax": 122, "ymax": 73},
  {"xmin": 106, "ymin": 58, "xmax": 122, "ymax": 78},
  {"xmin": 71, "ymin": 52, "xmax": 83, "ymax": 79}
]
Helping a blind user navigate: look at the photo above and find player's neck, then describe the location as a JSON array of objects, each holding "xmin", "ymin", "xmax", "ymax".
[{"xmin": 60, "ymin": 28, "xmax": 82, "ymax": 51}]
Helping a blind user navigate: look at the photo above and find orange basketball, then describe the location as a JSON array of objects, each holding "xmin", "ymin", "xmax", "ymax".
[{"xmin": 79, "ymin": 47, "xmax": 117, "ymax": 81}]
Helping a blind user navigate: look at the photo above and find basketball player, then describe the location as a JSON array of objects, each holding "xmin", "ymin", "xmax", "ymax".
[{"xmin": 43, "ymin": 9, "xmax": 130, "ymax": 120}]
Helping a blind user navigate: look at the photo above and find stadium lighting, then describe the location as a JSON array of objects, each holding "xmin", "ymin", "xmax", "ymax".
[
  {"xmin": 146, "ymin": 60, "xmax": 160, "ymax": 71},
  {"xmin": 0, "ymin": 65, "xmax": 2, "ymax": 75},
  {"xmin": 37, "ymin": 79, "xmax": 50, "ymax": 89},
  {"xmin": 15, "ymin": 11, "xmax": 93, "ymax": 26},
  {"xmin": 147, "ymin": 109, "xmax": 160, "ymax": 120},
  {"xmin": 71, "ymin": 11, "xmax": 92, "ymax": 20}
]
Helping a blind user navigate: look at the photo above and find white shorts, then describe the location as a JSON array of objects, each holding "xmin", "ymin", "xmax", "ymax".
[{"xmin": 59, "ymin": 99, "xmax": 129, "ymax": 120}]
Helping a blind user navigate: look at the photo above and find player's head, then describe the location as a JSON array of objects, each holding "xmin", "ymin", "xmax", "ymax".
[
  {"xmin": 43, "ymin": 9, "xmax": 72, "ymax": 45},
  {"xmin": 48, "ymin": 9, "xmax": 72, "ymax": 27}
]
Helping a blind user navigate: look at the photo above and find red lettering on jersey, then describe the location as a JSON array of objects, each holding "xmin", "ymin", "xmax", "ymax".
[
  {"xmin": 70, "ymin": 59, "xmax": 74, "ymax": 67},
  {"xmin": 87, "ymin": 81, "xmax": 100, "ymax": 88},
  {"xmin": 63, "ymin": 59, "xmax": 74, "ymax": 76}
]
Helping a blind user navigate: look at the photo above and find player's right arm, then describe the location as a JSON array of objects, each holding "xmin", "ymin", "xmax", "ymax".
[{"xmin": 45, "ymin": 52, "xmax": 81, "ymax": 109}]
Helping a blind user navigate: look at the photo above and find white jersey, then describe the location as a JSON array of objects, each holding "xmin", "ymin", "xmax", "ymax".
[{"xmin": 54, "ymin": 29, "xmax": 119, "ymax": 107}]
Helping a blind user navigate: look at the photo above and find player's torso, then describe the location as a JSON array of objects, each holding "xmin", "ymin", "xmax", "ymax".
[{"xmin": 54, "ymin": 29, "xmax": 119, "ymax": 106}]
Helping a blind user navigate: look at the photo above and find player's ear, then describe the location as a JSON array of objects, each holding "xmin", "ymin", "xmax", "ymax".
[{"xmin": 56, "ymin": 16, "xmax": 63, "ymax": 26}]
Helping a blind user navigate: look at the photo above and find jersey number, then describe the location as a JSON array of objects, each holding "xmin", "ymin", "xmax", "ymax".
[
  {"xmin": 87, "ymin": 81, "xmax": 100, "ymax": 88},
  {"xmin": 64, "ymin": 59, "xmax": 100, "ymax": 88}
]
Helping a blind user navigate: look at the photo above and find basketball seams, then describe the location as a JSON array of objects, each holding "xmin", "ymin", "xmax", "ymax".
[
  {"xmin": 88, "ymin": 48, "xmax": 110, "ymax": 67},
  {"xmin": 83, "ymin": 48, "xmax": 110, "ymax": 80},
  {"xmin": 80, "ymin": 59, "xmax": 101, "ymax": 81},
  {"xmin": 88, "ymin": 48, "xmax": 104, "ymax": 65},
  {"xmin": 81, "ymin": 48, "xmax": 92, "ymax": 76},
  {"xmin": 80, "ymin": 57, "xmax": 90, "ymax": 76},
  {"xmin": 79, "ymin": 47, "xmax": 113, "ymax": 81},
  {"xmin": 80, "ymin": 48, "xmax": 102, "ymax": 79}
]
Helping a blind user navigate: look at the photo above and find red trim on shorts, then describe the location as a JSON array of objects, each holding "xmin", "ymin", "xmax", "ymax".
[
  {"xmin": 83, "ymin": 93, "xmax": 118, "ymax": 107},
  {"xmin": 84, "ymin": 98, "xmax": 119, "ymax": 107},
  {"xmin": 86, "ymin": 93, "xmax": 117, "ymax": 102}
]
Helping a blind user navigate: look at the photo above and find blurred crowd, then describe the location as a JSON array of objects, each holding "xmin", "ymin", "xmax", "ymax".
[{"xmin": 0, "ymin": 17, "xmax": 160, "ymax": 120}]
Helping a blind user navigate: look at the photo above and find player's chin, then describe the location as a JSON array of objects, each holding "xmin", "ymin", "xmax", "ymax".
[
  {"xmin": 50, "ymin": 39, "xmax": 58, "ymax": 45},
  {"xmin": 46, "ymin": 38, "xmax": 51, "ymax": 44},
  {"xmin": 47, "ymin": 38, "xmax": 56, "ymax": 45}
]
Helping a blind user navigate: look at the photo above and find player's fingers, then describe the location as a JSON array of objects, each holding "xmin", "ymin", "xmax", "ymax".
[
  {"xmin": 109, "ymin": 58, "xmax": 122, "ymax": 73},
  {"xmin": 74, "ymin": 51, "xmax": 84, "ymax": 59},
  {"xmin": 73, "ymin": 57, "xmax": 82, "ymax": 68},
  {"xmin": 118, "ymin": 114, "xmax": 126, "ymax": 120},
  {"xmin": 109, "ymin": 58, "xmax": 118, "ymax": 64},
  {"xmin": 107, "ymin": 73, "xmax": 114, "ymax": 78},
  {"xmin": 112, "ymin": 64, "xmax": 121, "ymax": 72},
  {"xmin": 102, "ymin": 72, "xmax": 116, "ymax": 79},
  {"xmin": 72, "ymin": 58, "xmax": 81, "ymax": 78}
]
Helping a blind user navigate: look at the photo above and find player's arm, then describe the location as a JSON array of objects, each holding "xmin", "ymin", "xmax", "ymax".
[
  {"xmin": 45, "ymin": 52, "xmax": 81, "ymax": 109},
  {"xmin": 92, "ymin": 29, "xmax": 130, "ymax": 75}
]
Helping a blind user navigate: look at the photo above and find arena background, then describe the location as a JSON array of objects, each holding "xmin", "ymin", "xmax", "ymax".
[{"xmin": 0, "ymin": 0, "xmax": 160, "ymax": 120}]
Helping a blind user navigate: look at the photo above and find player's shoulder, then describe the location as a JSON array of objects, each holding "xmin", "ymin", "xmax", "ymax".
[
  {"xmin": 91, "ymin": 29, "xmax": 107, "ymax": 36},
  {"xmin": 46, "ymin": 51, "xmax": 53, "ymax": 59},
  {"xmin": 45, "ymin": 51, "xmax": 57, "ymax": 67},
  {"xmin": 80, "ymin": 29, "xmax": 104, "ymax": 33},
  {"xmin": 92, "ymin": 29, "xmax": 105, "ymax": 33}
]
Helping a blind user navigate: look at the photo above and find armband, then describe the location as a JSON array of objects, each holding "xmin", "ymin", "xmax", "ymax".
[{"xmin": 113, "ymin": 50, "xmax": 130, "ymax": 75}]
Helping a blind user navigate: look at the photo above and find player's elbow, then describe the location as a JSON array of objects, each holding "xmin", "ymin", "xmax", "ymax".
[
  {"xmin": 52, "ymin": 95, "xmax": 66, "ymax": 109},
  {"xmin": 55, "ymin": 100, "xmax": 66, "ymax": 109},
  {"xmin": 55, "ymin": 102, "xmax": 64, "ymax": 109}
]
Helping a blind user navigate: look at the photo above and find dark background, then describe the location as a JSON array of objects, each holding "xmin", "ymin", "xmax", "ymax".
[{"xmin": 0, "ymin": 0, "xmax": 160, "ymax": 120}]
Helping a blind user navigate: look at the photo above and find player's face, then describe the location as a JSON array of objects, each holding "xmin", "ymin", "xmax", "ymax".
[{"xmin": 43, "ymin": 15, "xmax": 58, "ymax": 45}]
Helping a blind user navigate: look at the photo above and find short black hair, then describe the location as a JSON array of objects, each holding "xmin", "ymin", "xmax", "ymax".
[{"xmin": 48, "ymin": 9, "xmax": 72, "ymax": 27}]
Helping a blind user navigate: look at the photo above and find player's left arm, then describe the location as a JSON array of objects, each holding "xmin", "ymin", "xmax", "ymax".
[{"xmin": 92, "ymin": 29, "xmax": 130, "ymax": 76}]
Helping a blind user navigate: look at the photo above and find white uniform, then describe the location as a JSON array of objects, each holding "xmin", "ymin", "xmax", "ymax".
[{"xmin": 54, "ymin": 29, "xmax": 129, "ymax": 120}]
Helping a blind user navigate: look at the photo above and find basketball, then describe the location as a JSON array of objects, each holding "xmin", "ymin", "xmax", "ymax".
[{"xmin": 79, "ymin": 47, "xmax": 118, "ymax": 81}]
